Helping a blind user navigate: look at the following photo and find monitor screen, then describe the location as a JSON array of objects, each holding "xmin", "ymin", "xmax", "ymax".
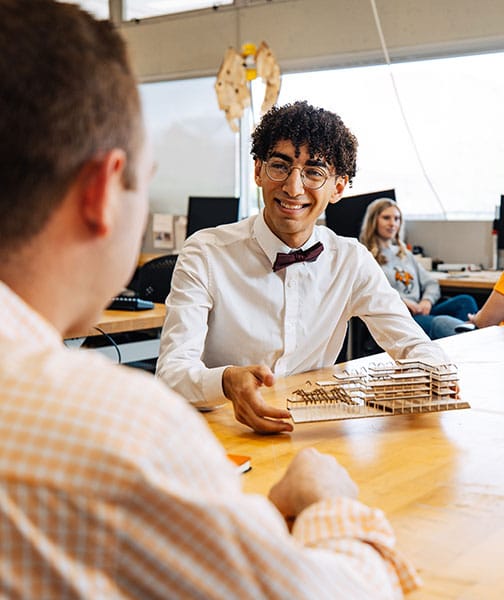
[
  {"xmin": 186, "ymin": 196, "xmax": 240, "ymax": 238},
  {"xmin": 325, "ymin": 189, "xmax": 396, "ymax": 239}
]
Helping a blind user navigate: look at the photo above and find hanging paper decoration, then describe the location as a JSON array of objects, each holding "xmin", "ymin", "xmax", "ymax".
[{"xmin": 215, "ymin": 41, "xmax": 281, "ymax": 132}]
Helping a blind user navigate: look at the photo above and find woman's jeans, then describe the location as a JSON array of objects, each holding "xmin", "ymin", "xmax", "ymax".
[{"xmin": 413, "ymin": 294, "xmax": 478, "ymax": 339}]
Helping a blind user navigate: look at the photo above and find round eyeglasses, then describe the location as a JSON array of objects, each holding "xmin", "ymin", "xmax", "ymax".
[{"xmin": 264, "ymin": 158, "xmax": 329, "ymax": 190}]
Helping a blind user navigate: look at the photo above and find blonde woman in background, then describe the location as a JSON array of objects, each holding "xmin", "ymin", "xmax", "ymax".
[{"xmin": 360, "ymin": 198, "xmax": 477, "ymax": 339}]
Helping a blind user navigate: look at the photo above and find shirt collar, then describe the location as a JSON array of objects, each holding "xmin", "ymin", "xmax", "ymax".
[
  {"xmin": 252, "ymin": 210, "xmax": 319, "ymax": 269},
  {"xmin": 0, "ymin": 281, "xmax": 62, "ymax": 350}
]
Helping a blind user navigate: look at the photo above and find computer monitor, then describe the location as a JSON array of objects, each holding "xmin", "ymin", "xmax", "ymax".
[
  {"xmin": 325, "ymin": 189, "xmax": 396, "ymax": 239},
  {"xmin": 186, "ymin": 196, "xmax": 240, "ymax": 238}
]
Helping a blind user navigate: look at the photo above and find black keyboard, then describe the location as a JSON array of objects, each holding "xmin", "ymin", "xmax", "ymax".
[{"xmin": 107, "ymin": 295, "xmax": 155, "ymax": 311}]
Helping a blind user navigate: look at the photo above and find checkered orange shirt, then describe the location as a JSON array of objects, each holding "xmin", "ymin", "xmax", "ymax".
[{"xmin": 0, "ymin": 282, "xmax": 420, "ymax": 599}]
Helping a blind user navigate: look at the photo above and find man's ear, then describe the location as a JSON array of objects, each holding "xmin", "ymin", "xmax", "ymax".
[
  {"xmin": 328, "ymin": 175, "xmax": 349, "ymax": 205},
  {"xmin": 254, "ymin": 159, "xmax": 263, "ymax": 186},
  {"xmin": 79, "ymin": 149, "xmax": 127, "ymax": 236}
]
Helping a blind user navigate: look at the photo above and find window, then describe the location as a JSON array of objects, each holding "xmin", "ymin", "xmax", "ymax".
[
  {"xmin": 140, "ymin": 78, "xmax": 237, "ymax": 217},
  {"xmin": 57, "ymin": 0, "xmax": 109, "ymax": 19},
  {"xmin": 124, "ymin": 0, "xmax": 233, "ymax": 21},
  {"xmin": 59, "ymin": 0, "xmax": 234, "ymax": 21},
  {"xmin": 251, "ymin": 51, "xmax": 504, "ymax": 220}
]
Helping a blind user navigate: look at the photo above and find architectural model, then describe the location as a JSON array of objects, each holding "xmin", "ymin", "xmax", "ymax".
[{"xmin": 286, "ymin": 359, "xmax": 469, "ymax": 423}]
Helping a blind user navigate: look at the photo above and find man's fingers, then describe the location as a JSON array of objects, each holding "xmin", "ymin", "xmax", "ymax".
[
  {"xmin": 234, "ymin": 394, "xmax": 293, "ymax": 434},
  {"xmin": 250, "ymin": 364, "xmax": 275, "ymax": 387},
  {"xmin": 247, "ymin": 393, "xmax": 291, "ymax": 421},
  {"xmin": 237, "ymin": 413, "xmax": 293, "ymax": 434},
  {"xmin": 224, "ymin": 365, "xmax": 292, "ymax": 433}
]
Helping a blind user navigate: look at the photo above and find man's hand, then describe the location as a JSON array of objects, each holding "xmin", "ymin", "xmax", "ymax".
[
  {"xmin": 222, "ymin": 365, "xmax": 293, "ymax": 434},
  {"xmin": 268, "ymin": 448, "xmax": 358, "ymax": 519}
]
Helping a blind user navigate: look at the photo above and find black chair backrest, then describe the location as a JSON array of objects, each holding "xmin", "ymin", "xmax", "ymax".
[
  {"xmin": 136, "ymin": 254, "xmax": 178, "ymax": 303},
  {"xmin": 325, "ymin": 189, "xmax": 396, "ymax": 239}
]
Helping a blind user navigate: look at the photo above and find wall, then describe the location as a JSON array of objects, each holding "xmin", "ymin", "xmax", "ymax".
[
  {"xmin": 120, "ymin": 0, "xmax": 504, "ymax": 82},
  {"xmin": 405, "ymin": 220, "xmax": 494, "ymax": 268}
]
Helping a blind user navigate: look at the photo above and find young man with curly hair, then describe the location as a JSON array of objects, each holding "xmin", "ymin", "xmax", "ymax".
[{"xmin": 157, "ymin": 101, "xmax": 448, "ymax": 433}]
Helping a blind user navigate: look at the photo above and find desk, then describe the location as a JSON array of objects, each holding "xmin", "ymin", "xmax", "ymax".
[
  {"xmin": 204, "ymin": 326, "xmax": 504, "ymax": 599},
  {"xmin": 138, "ymin": 252, "xmax": 167, "ymax": 267},
  {"xmin": 431, "ymin": 269, "xmax": 501, "ymax": 295},
  {"xmin": 138, "ymin": 251, "xmax": 180, "ymax": 267},
  {"xmin": 83, "ymin": 303, "xmax": 165, "ymax": 337},
  {"xmin": 65, "ymin": 303, "xmax": 166, "ymax": 363}
]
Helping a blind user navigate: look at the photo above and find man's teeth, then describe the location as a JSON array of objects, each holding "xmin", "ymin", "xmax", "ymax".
[{"xmin": 280, "ymin": 201, "xmax": 303, "ymax": 209}]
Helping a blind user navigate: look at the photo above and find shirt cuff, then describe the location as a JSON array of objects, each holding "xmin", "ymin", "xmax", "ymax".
[
  {"xmin": 196, "ymin": 365, "xmax": 229, "ymax": 410},
  {"xmin": 292, "ymin": 497, "xmax": 422, "ymax": 596}
]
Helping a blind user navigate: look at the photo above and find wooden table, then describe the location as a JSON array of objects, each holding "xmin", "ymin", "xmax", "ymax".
[
  {"xmin": 64, "ymin": 304, "xmax": 166, "ymax": 363},
  {"xmin": 204, "ymin": 326, "xmax": 504, "ymax": 599},
  {"xmin": 138, "ymin": 251, "xmax": 178, "ymax": 267},
  {"xmin": 68, "ymin": 303, "xmax": 166, "ymax": 339},
  {"xmin": 431, "ymin": 269, "xmax": 500, "ymax": 294}
]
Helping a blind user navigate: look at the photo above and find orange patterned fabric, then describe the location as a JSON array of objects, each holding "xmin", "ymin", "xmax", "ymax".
[{"xmin": 0, "ymin": 282, "xmax": 419, "ymax": 599}]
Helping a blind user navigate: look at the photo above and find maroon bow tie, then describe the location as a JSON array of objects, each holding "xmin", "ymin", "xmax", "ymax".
[{"xmin": 272, "ymin": 241, "xmax": 324, "ymax": 272}]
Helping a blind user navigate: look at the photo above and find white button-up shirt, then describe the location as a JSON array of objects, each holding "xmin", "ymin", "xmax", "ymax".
[{"xmin": 157, "ymin": 211, "xmax": 446, "ymax": 408}]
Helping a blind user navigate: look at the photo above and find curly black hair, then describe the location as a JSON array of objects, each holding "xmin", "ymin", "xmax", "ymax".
[{"xmin": 251, "ymin": 100, "xmax": 358, "ymax": 184}]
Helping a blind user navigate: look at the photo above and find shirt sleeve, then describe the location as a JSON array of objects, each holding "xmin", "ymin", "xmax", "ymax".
[
  {"xmin": 293, "ymin": 498, "xmax": 422, "ymax": 597},
  {"xmin": 118, "ymin": 487, "xmax": 420, "ymax": 599},
  {"xmin": 350, "ymin": 247, "xmax": 448, "ymax": 364},
  {"xmin": 156, "ymin": 239, "xmax": 228, "ymax": 409},
  {"xmin": 113, "ymin": 386, "xmax": 421, "ymax": 599},
  {"xmin": 494, "ymin": 272, "xmax": 504, "ymax": 295}
]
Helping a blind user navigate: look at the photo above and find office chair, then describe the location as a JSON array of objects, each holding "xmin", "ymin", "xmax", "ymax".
[
  {"xmin": 325, "ymin": 189, "xmax": 396, "ymax": 239},
  {"xmin": 136, "ymin": 254, "xmax": 179, "ymax": 304},
  {"xmin": 122, "ymin": 254, "xmax": 178, "ymax": 374},
  {"xmin": 326, "ymin": 189, "xmax": 396, "ymax": 360}
]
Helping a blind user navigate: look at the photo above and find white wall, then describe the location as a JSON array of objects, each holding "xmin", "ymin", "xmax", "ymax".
[
  {"xmin": 120, "ymin": 0, "xmax": 504, "ymax": 82},
  {"xmin": 405, "ymin": 220, "xmax": 494, "ymax": 268}
]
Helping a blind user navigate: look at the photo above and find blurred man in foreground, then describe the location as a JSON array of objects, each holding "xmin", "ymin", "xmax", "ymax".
[{"xmin": 0, "ymin": 1, "xmax": 419, "ymax": 597}]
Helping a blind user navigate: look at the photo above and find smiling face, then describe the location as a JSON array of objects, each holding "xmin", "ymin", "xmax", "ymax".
[
  {"xmin": 255, "ymin": 140, "xmax": 347, "ymax": 248},
  {"xmin": 376, "ymin": 204, "xmax": 402, "ymax": 245}
]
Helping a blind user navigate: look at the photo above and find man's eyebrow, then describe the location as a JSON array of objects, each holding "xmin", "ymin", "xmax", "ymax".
[
  {"xmin": 268, "ymin": 152, "xmax": 330, "ymax": 169},
  {"xmin": 306, "ymin": 158, "xmax": 329, "ymax": 169},
  {"xmin": 268, "ymin": 151, "xmax": 293, "ymax": 163}
]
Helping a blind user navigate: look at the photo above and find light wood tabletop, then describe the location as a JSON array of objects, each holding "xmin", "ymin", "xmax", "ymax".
[
  {"xmin": 203, "ymin": 326, "xmax": 504, "ymax": 599},
  {"xmin": 431, "ymin": 269, "xmax": 501, "ymax": 292},
  {"xmin": 138, "ymin": 251, "xmax": 178, "ymax": 267},
  {"xmin": 66, "ymin": 303, "xmax": 166, "ymax": 339}
]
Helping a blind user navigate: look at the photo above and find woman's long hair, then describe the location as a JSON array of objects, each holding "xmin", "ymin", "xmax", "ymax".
[{"xmin": 359, "ymin": 198, "xmax": 407, "ymax": 265}]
